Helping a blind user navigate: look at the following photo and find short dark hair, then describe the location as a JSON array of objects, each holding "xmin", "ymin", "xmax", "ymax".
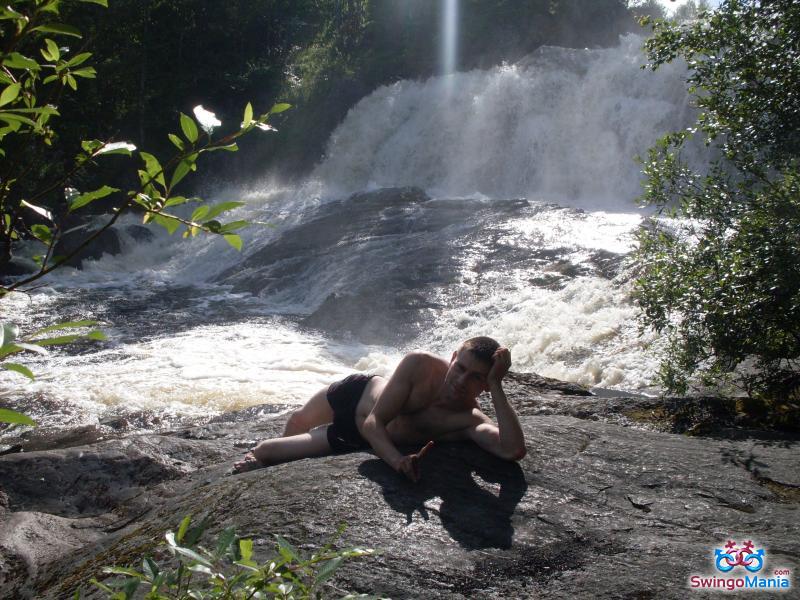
[{"xmin": 461, "ymin": 336, "xmax": 500, "ymax": 365}]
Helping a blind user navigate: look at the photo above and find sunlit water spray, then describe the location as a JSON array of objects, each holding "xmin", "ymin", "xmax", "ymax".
[
  {"xmin": 441, "ymin": 0, "xmax": 459, "ymax": 98},
  {"xmin": 0, "ymin": 35, "xmax": 696, "ymax": 438}
]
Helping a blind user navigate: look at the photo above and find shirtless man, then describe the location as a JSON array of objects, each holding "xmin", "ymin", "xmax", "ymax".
[{"xmin": 233, "ymin": 337, "xmax": 526, "ymax": 481}]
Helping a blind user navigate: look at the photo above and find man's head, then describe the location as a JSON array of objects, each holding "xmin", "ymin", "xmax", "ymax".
[
  {"xmin": 459, "ymin": 336, "xmax": 500, "ymax": 367},
  {"xmin": 444, "ymin": 336, "xmax": 501, "ymax": 402}
]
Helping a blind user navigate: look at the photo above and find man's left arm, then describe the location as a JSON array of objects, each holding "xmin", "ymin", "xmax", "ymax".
[{"xmin": 468, "ymin": 347, "xmax": 526, "ymax": 461}]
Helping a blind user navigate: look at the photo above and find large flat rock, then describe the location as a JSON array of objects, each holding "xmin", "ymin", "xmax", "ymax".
[{"xmin": 1, "ymin": 385, "xmax": 798, "ymax": 599}]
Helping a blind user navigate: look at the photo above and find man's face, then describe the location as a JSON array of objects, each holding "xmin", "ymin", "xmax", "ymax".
[{"xmin": 444, "ymin": 348, "xmax": 491, "ymax": 402}]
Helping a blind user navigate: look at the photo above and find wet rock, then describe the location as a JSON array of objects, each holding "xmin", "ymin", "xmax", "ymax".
[
  {"xmin": 123, "ymin": 224, "xmax": 155, "ymax": 243},
  {"xmin": 0, "ymin": 257, "xmax": 36, "ymax": 280},
  {"xmin": 587, "ymin": 249, "xmax": 625, "ymax": 279},
  {"xmin": 1, "ymin": 376, "xmax": 798, "ymax": 599},
  {"xmin": 54, "ymin": 221, "xmax": 121, "ymax": 268}
]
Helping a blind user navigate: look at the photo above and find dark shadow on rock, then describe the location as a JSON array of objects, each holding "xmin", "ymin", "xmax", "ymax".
[{"xmin": 358, "ymin": 444, "xmax": 527, "ymax": 549}]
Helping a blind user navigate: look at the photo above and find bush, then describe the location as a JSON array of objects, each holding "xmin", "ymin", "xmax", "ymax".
[
  {"xmin": 88, "ymin": 516, "xmax": 381, "ymax": 600},
  {"xmin": 634, "ymin": 0, "xmax": 800, "ymax": 400}
]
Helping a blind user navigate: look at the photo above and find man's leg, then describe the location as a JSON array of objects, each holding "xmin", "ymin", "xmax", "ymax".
[
  {"xmin": 233, "ymin": 425, "xmax": 332, "ymax": 473},
  {"xmin": 283, "ymin": 387, "xmax": 335, "ymax": 436}
]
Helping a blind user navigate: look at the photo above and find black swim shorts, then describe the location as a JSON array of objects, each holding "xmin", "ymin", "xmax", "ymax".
[{"xmin": 326, "ymin": 373, "xmax": 375, "ymax": 453}]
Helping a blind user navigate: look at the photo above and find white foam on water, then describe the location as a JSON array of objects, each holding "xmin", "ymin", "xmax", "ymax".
[
  {"xmin": 0, "ymin": 316, "xmax": 400, "ymax": 427},
  {"xmin": 429, "ymin": 275, "xmax": 663, "ymax": 390}
]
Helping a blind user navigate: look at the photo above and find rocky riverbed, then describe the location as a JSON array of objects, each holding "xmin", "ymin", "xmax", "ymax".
[{"xmin": 1, "ymin": 373, "xmax": 798, "ymax": 599}]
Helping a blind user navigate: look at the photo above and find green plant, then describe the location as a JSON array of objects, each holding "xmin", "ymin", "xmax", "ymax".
[
  {"xmin": 88, "ymin": 516, "xmax": 381, "ymax": 600},
  {"xmin": 0, "ymin": 0, "xmax": 289, "ymax": 424},
  {"xmin": 633, "ymin": 0, "xmax": 800, "ymax": 400}
]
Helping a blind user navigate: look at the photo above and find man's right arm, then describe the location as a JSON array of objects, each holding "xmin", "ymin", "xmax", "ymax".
[{"xmin": 360, "ymin": 352, "xmax": 423, "ymax": 478}]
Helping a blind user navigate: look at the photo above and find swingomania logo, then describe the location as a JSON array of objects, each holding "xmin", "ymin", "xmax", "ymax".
[{"xmin": 689, "ymin": 539, "xmax": 792, "ymax": 592}]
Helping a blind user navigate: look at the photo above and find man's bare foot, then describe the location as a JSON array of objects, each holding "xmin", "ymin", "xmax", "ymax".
[{"xmin": 232, "ymin": 451, "xmax": 264, "ymax": 474}]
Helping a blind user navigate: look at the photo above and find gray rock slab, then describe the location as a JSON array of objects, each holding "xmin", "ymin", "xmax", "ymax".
[{"xmin": 1, "ymin": 405, "xmax": 797, "ymax": 599}]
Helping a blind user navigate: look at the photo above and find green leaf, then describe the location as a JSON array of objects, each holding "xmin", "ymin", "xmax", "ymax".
[
  {"xmin": 180, "ymin": 113, "xmax": 198, "ymax": 144},
  {"xmin": 0, "ymin": 112, "xmax": 36, "ymax": 127},
  {"xmin": 163, "ymin": 196, "xmax": 189, "ymax": 208},
  {"xmin": 152, "ymin": 214, "xmax": 181, "ymax": 235},
  {"xmin": 269, "ymin": 103, "xmax": 291, "ymax": 114},
  {"xmin": 172, "ymin": 545, "xmax": 213, "ymax": 567},
  {"xmin": 0, "ymin": 84, "xmax": 21, "ymax": 108},
  {"xmin": 31, "ymin": 320, "xmax": 99, "ymax": 337},
  {"xmin": 65, "ymin": 52, "xmax": 92, "ymax": 67},
  {"xmin": 0, "ymin": 342, "xmax": 23, "ymax": 359},
  {"xmin": 2, "ymin": 363, "xmax": 34, "ymax": 380},
  {"xmin": 275, "ymin": 536, "xmax": 300, "ymax": 562},
  {"xmin": 95, "ymin": 141, "xmax": 136, "ymax": 156},
  {"xmin": 20, "ymin": 199, "xmax": 53, "ymax": 221},
  {"xmin": 68, "ymin": 185, "xmax": 119, "ymax": 211},
  {"xmin": 41, "ymin": 39, "xmax": 60, "ymax": 62},
  {"xmin": 71, "ymin": 67, "xmax": 96, "ymax": 79},
  {"xmin": 243, "ymin": 102, "xmax": 253, "ymax": 126},
  {"xmin": 78, "ymin": 0, "xmax": 109, "ymax": 6},
  {"xmin": 101, "ymin": 567, "xmax": 144, "ymax": 579},
  {"xmin": 30, "ymin": 224, "xmax": 52, "ymax": 244},
  {"xmin": 142, "ymin": 557, "xmax": 159, "ymax": 580},
  {"xmin": 0, "ymin": 6, "xmax": 26, "ymax": 21},
  {"xmin": 89, "ymin": 579, "xmax": 114, "ymax": 594},
  {"xmin": 239, "ymin": 539, "xmax": 253, "ymax": 562},
  {"xmin": 314, "ymin": 557, "xmax": 343, "ymax": 587},
  {"xmin": 204, "ymin": 202, "xmax": 246, "ymax": 221},
  {"xmin": 13, "ymin": 342, "xmax": 49, "ymax": 355},
  {"xmin": 27, "ymin": 331, "xmax": 103, "ymax": 347},
  {"xmin": 140, "ymin": 152, "xmax": 166, "ymax": 188},
  {"xmin": 191, "ymin": 205, "xmax": 210, "ymax": 222},
  {"xmin": 0, "ymin": 408, "xmax": 36, "ymax": 426},
  {"xmin": 3, "ymin": 53, "xmax": 40, "ymax": 70},
  {"xmin": 205, "ymin": 143, "xmax": 238, "ymax": 152},
  {"xmin": 31, "ymin": 23, "xmax": 82, "ymax": 38},
  {"xmin": 215, "ymin": 527, "xmax": 236, "ymax": 557},
  {"xmin": 167, "ymin": 133, "xmax": 184, "ymax": 150},
  {"xmin": 183, "ymin": 515, "xmax": 211, "ymax": 546},
  {"xmin": 170, "ymin": 157, "xmax": 195, "ymax": 189},
  {"xmin": 176, "ymin": 516, "xmax": 192, "ymax": 543},
  {"xmin": 219, "ymin": 220, "xmax": 249, "ymax": 234}
]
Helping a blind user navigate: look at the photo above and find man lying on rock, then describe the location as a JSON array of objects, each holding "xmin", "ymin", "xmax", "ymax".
[{"xmin": 233, "ymin": 336, "xmax": 526, "ymax": 481}]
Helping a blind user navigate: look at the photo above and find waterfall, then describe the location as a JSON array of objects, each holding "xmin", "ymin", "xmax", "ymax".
[{"xmin": 312, "ymin": 34, "xmax": 694, "ymax": 209}]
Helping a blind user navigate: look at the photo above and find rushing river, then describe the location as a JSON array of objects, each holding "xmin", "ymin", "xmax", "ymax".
[{"xmin": 1, "ymin": 34, "xmax": 697, "ymax": 438}]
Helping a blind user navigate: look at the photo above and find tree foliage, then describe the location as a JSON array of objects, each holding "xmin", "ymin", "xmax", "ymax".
[
  {"xmin": 0, "ymin": 0, "xmax": 287, "ymax": 424},
  {"xmin": 634, "ymin": 0, "xmax": 800, "ymax": 400}
]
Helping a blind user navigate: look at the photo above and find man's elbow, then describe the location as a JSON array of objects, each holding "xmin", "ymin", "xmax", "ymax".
[
  {"xmin": 499, "ymin": 445, "xmax": 526, "ymax": 461},
  {"xmin": 361, "ymin": 414, "xmax": 379, "ymax": 440}
]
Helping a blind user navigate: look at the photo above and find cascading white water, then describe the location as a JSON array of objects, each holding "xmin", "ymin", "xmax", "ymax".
[
  {"xmin": 313, "ymin": 34, "xmax": 694, "ymax": 207},
  {"xmin": 0, "ymin": 34, "xmax": 698, "ymax": 436}
]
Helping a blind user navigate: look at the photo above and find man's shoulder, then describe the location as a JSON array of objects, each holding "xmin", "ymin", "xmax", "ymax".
[{"xmin": 401, "ymin": 351, "xmax": 448, "ymax": 370}]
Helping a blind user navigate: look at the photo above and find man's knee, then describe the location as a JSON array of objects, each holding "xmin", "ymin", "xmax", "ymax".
[{"xmin": 284, "ymin": 410, "xmax": 310, "ymax": 435}]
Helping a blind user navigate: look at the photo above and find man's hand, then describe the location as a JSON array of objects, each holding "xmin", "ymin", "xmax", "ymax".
[
  {"xmin": 395, "ymin": 441, "xmax": 434, "ymax": 482},
  {"xmin": 487, "ymin": 347, "xmax": 511, "ymax": 386}
]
